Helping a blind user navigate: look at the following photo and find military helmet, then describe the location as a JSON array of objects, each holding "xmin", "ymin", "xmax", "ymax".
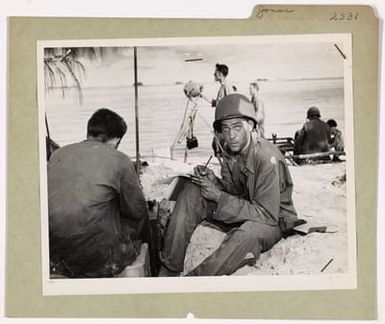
[
  {"xmin": 307, "ymin": 106, "xmax": 321, "ymax": 118},
  {"xmin": 213, "ymin": 93, "xmax": 257, "ymax": 132}
]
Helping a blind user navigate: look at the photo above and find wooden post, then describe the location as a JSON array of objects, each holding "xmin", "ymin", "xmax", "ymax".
[
  {"xmin": 134, "ymin": 46, "xmax": 140, "ymax": 175},
  {"xmin": 45, "ymin": 113, "xmax": 52, "ymax": 158}
]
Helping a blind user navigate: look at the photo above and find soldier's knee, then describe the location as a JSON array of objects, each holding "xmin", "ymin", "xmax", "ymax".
[
  {"xmin": 240, "ymin": 221, "xmax": 280, "ymax": 244},
  {"xmin": 175, "ymin": 179, "xmax": 202, "ymax": 204},
  {"xmin": 181, "ymin": 180, "xmax": 202, "ymax": 197},
  {"xmin": 237, "ymin": 221, "xmax": 261, "ymax": 244}
]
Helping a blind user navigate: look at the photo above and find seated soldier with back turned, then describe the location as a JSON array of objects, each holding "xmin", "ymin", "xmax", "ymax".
[
  {"xmin": 294, "ymin": 106, "xmax": 331, "ymax": 156},
  {"xmin": 48, "ymin": 108, "xmax": 149, "ymax": 278}
]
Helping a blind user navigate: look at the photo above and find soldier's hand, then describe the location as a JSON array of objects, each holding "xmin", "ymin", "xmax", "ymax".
[
  {"xmin": 190, "ymin": 176, "xmax": 221, "ymax": 202},
  {"xmin": 193, "ymin": 165, "xmax": 216, "ymax": 182}
]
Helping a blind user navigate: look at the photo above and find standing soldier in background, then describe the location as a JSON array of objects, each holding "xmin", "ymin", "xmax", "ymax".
[
  {"xmin": 249, "ymin": 81, "xmax": 266, "ymax": 138},
  {"xmin": 210, "ymin": 63, "xmax": 234, "ymax": 108},
  {"xmin": 200, "ymin": 63, "xmax": 234, "ymax": 157}
]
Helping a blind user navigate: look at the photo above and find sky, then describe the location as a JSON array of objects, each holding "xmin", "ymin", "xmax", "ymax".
[{"xmin": 61, "ymin": 40, "xmax": 346, "ymax": 88}]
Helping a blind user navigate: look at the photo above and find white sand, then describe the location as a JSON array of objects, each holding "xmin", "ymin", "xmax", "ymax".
[{"xmin": 140, "ymin": 158, "xmax": 347, "ymax": 275}]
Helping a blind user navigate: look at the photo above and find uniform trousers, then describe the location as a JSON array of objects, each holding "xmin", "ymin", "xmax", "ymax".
[{"xmin": 162, "ymin": 181, "xmax": 282, "ymax": 276}]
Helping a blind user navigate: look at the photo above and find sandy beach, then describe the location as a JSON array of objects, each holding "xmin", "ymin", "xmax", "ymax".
[{"xmin": 141, "ymin": 157, "xmax": 347, "ymax": 276}]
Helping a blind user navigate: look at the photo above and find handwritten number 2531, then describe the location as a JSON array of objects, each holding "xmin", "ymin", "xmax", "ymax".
[{"xmin": 330, "ymin": 12, "xmax": 359, "ymax": 21}]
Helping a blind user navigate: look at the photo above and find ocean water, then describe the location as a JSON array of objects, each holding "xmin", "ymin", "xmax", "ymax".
[{"xmin": 45, "ymin": 79, "xmax": 345, "ymax": 162}]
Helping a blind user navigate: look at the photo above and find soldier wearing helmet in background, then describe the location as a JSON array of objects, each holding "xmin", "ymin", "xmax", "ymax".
[
  {"xmin": 159, "ymin": 94, "xmax": 299, "ymax": 277},
  {"xmin": 294, "ymin": 106, "xmax": 331, "ymax": 157}
]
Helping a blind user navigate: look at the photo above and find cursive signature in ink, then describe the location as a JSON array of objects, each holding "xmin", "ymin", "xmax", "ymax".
[{"xmin": 255, "ymin": 7, "xmax": 295, "ymax": 19}]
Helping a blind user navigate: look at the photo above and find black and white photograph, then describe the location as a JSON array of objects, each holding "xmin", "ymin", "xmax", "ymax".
[{"xmin": 37, "ymin": 35, "xmax": 356, "ymax": 295}]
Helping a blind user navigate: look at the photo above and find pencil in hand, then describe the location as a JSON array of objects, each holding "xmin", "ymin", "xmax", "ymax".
[{"xmin": 199, "ymin": 155, "xmax": 213, "ymax": 176}]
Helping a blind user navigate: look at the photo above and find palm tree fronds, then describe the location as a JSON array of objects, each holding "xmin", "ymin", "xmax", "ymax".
[
  {"xmin": 43, "ymin": 46, "xmax": 128, "ymax": 104},
  {"xmin": 62, "ymin": 58, "xmax": 84, "ymax": 104}
]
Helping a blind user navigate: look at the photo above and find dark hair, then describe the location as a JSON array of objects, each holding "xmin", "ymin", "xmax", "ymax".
[
  {"xmin": 87, "ymin": 108, "xmax": 127, "ymax": 142},
  {"xmin": 327, "ymin": 119, "xmax": 337, "ymax": 128},
  {"xmin": 215, "ymin": 63, "xmax": 229, "ymax": 77}
]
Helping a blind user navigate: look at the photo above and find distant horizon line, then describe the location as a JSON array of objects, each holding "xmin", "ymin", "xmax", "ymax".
[{"xmin": 49, "ymin": 76, "xmax": 344, "ymax": 90}]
